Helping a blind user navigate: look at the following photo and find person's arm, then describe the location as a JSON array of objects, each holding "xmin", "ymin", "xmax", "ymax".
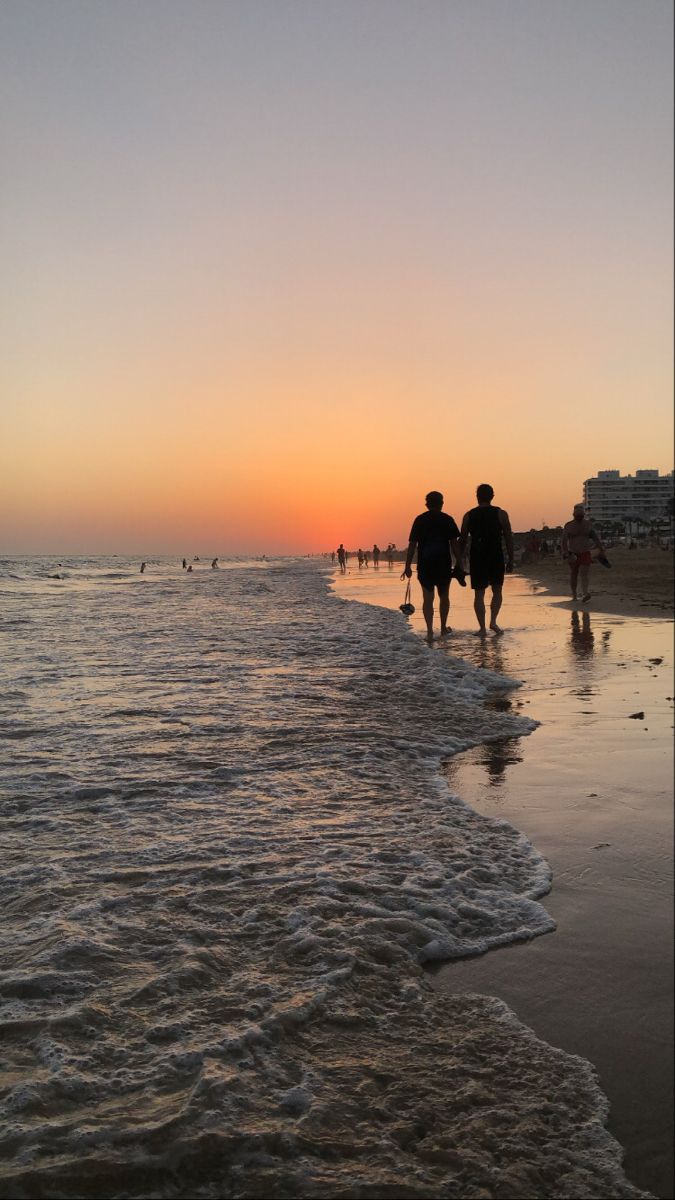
[
  {"xmin": 403, "ymin": 538, "xmax": 416, "ymax": 578},
  {"xmin": 589, "ymin": 526, "xmax": 604, "ymax": 552},
  {"xmin": 458, "ymin": 513, "xmax": 470, "ymax": 561},
  {"xmin": 499, "ymin": 509, "xmax": 514, "ymax": 571}
]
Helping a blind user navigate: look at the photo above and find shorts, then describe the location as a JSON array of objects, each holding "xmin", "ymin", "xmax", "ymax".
[
  {"xmin": 571, "ymin": 551, "xmax": 592, "ymax": 566},
  {"xmin": 417, "ymin": 567, "xmax": 452, "ymax": 593},
  {"xmin": 470, "ymin": 555, "xmax": 505, "ymax": 591}
]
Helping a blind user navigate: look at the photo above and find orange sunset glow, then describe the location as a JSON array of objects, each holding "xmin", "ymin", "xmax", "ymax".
[{"xmin": 1, "ymin": 1, "xmax": 672, "ymax": 553}]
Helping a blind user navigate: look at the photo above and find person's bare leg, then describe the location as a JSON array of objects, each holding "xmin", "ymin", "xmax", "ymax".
[
  {"xmin": 473, "ymin": 588, "xmax": 487, "ymax": 635},
  {"xmin": 580, "ymin": 563, "xmax": 591, "ymax": 601},
  {"xmin": 421, "ymin": 586, "xmax": 435, "ymax": 641},
  {"xmin": 438, "ymin": 584, "xmax": 451, "ymax": 635},
  {"xmin": 489, "ymin": 585, "xmax": 504, "ymax": 633},
  {"xmin": 569, "ymin": 561, "xmax": 579, "ymax": 599}
]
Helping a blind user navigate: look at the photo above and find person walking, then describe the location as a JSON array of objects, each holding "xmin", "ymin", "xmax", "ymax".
[
  {"xmin": 403, "ymin": 491, "xmax": 461, "ymax": 641},
  {"xmin": 561, "ymin": 504, "xmax": 605, "ymax": 603},
  {"xmin": 372, "ymin": 544, "xmax": 380, "ymax": 568},
  {"xmin": 459, "ymin": 484, "xmax": 514, "ymax": 636},
  {"xmin": 337, "ymin": 544, "xmax": 347, "ymax": 573}
]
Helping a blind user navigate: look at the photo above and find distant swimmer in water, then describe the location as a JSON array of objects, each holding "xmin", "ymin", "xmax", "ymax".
[
  {"xmin": 187, "ymin": 564, "xmax": 193, "ymax": 572},
  {"xmin": 459, "ymin": 484, "xmax": 514, "ymax": 636},
  {"xmin": 211, "ymin": 558, "xmax": 219, "ymax": 568},
  {"xmin": 140, "ymin": 562, "xmax": 146, "ymax": 573},
  {"xmin": 182, "ymin": 558, "xmax": 187, "ymax": 569},
  {"xmin": 193, "ymin": 556, "xmax": 200, "ymax": 561}
]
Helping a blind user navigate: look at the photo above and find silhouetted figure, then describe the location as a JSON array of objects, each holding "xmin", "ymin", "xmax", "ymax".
[
  {"xmin": 364, "ymin": 550, "xmax": 370, "ymax": 567},
  {"xmin": 337, "ymin": 544, "xmax": 347, "ymax": 573},
  {"xmin": 562, "ymin": 504, "xmax": 604, "ymax": 603},
  {"xmin": 386, "ymin": 544, "xmax": 394, "ymax": 568},
  {"xmin": 357, "ymin": 549, "xmax": 364, "ymax": 568},
  {"xmin": 193, "ymin": 556, "xmax": 200, "ymax": 561},
  {"xmin": 182, "ymin": 558, "xmax": 187, "ymax": 569},
  {"xmin": 404, "ymin": 491, "xmax": 461, "ymax": 640},
  {"xmin": 373, "ymin": 544, "xmax": 380, "ymax": 568},
  {"xmin": 459, "ymin": 484, "xmax": 514, "ymax": 636},
  {"xmin": 331, "ymin": 551, "xmax": 335, "ymax": 564},
  {"xmin": 211, "ymin": 558, "xmax": 218, "ymax": 568},
  {"xmin": 140, "ymin": 562, "xmax": 146, "ymax": 573},
  {"xmin": 187, "ymin": 564, "xmax": 193, "ymax": 573}
]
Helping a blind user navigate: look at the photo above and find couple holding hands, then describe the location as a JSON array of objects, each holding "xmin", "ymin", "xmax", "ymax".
[{"xmin": 402, "ymin": 484, "xmax": 513, "ymax": 639}]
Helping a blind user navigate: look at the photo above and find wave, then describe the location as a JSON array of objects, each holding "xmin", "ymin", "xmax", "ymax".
[{"xmin": 0, "ymin": 562, "xmax": 645, "ymax": 1198}]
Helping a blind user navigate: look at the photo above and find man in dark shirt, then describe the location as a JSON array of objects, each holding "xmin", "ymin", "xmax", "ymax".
[
  {"xmin": 459, "ymin": 483, "xmax": 514, "ymax": 636},
  {"xmin": 403, "ymin": 491, "xmax": 461, "ymax": 640}
]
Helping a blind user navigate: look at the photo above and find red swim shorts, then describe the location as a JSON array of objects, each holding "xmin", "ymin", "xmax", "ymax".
[{"xmin": 573, "ymin": 551, "xmax": 592, "ymax": 566}]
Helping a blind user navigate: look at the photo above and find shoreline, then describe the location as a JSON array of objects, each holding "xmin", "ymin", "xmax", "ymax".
[
  {"xmin": 332, "ymin": 566, "xmax": 673, "ymax": 1199},
  {"xmin": 514, "ymin": 546, "xmax": 674, "ymax": 619}
]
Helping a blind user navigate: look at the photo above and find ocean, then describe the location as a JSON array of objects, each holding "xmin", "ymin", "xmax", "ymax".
[{"xmin": 0, "ymin": 557, "xmax": 644, "ymax": 1198}]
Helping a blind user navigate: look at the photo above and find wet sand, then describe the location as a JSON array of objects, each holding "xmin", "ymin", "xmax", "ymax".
[
  {"xmin": 332, "ymin": 565, "xmax": 673, "ymax": 1198},
  {"xmin": 516, "ymin": 545, "xmax": 674, "ymax": 618}
]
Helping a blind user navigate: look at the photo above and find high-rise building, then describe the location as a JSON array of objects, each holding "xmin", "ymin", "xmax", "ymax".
[{"xmin": 583, "ymin": 469, "xmax": 674, "ymax": 524}]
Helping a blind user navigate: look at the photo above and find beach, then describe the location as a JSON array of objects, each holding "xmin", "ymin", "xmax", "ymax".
[
  {"xmin": 334, "ymin": 561, "xmax": 673, "ymax": 1198},
  {"xmin": 0, "ymin": 555, "xmax": 670, "ymax": 1198},
  {"xmin": 515, "ymin": 546, "xmax": 674, "ymax": 618}
]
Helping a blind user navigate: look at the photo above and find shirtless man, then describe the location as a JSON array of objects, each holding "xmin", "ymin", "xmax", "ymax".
[
  {"xmin": 403, "ymin": 490, "xmax": 461, "ymax": 641},
  {"xmin": 459, "ymin": 484, "xmax": 514, "ymax": 636},
  {"xmin": 562, "ymin": 504, "xmax": 604, "ymax": 602}
]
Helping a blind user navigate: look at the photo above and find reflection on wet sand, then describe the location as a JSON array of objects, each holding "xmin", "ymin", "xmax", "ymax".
[
  {"xmin": 445, "ymin": 735, "xmax": 523, "ymax": 790},
  {"xmin": 569, "ymin": 610, "xmax": 595, "ymax": 660}
]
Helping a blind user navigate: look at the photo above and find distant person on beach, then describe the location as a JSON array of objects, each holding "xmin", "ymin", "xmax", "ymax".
[
  {"xmin": 364, "ymin": 550, "xmax": 370, "ymax": 567},
  {"xmin": 331, "ymin": 550, "xmax": 335, "ymax": 564},
  {"xmin": 459, "ymin": 484, "xmax": 514, "ymax": 636},
  {"xmin": 182, "ymin": 558, "xmax": 187, "ymax": 569},
  {"xmin": 386, "ymin": 544, "xmax": 394, "ymax": 567},
  {"xmin": 403, "ymin": 491, "xmax": 461, "ymax": 640},
  {"xmin": 357, "ymin": 549, "xmax": 364, "ymax": 568},
  {"xmin": 562, "ymin": 504, "xmax": 605, "ymax": 603},
  {"xmin": 211, "ymin": 558, "xmax": 218, "ymax": 568},
  {"xmin": 337, "ymin": 544, "xmax": 347, "ymax": 573},
  {"xmin": 140, "ymin": 562, "xmax": 146, "ymax": 573},
  {"xmin": 187, "ymin": 564, "xmax": 193, "ymax": 573},
  {"xmin": 373, "ymin": 544, "xmax": 380, "ymax": 568}
]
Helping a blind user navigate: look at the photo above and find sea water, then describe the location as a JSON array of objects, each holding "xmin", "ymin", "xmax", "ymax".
[{"xmin": 0, "ymin": 558, "xmax": 645, "ymax": 1198}]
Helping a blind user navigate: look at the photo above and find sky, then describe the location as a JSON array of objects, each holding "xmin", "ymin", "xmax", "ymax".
[{"xmin": 1, "ymin": 0, "xmax": 672, "ymax": 553}]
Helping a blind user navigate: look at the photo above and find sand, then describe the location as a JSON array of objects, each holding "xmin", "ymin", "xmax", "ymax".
[
  {"xmin": 515, "ymin": 546, "xmax": 674, "ymax": 618},
  {"xmin": 332, "ymin": 566, "xmax": 674, "ymax": 1198}
]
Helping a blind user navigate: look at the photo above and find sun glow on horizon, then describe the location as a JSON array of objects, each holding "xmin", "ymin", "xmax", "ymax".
[{"xmin": 1, "ymin": 1, "xmax": 672, "ymax": 553}]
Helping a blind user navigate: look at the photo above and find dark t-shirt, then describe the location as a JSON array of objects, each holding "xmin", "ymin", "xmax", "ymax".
[
  {"xmin": 409, "ymin": 511, "xmax": 460, "ymax": 570},
  {"xmin": 465, "ymin": 506, "xmax": 504, "ymax": 562}
]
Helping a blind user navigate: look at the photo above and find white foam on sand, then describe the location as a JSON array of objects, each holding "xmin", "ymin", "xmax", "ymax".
[{"xmin": 0, "ymin": 560, "xmax": 647, "ymax": 1197}]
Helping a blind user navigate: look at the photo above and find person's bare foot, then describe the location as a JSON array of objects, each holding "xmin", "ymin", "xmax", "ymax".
[
  {"xmin": 475, "ymin": 627, "xmax": 487, "ymax": 637},
  {"xmin": 581, "ymin": 593, "xmax": 591, "ymax": 602},
  {"xmin": 489, "ymin": 622, "xmax": 504, "ymax": 635},
  {"xmin": 425, "ymin": 631, "xmax": 434, "ymax": 644},
  {"xmin": 440, "ymin": 627, "xmax": 452, "ymax": 637}
]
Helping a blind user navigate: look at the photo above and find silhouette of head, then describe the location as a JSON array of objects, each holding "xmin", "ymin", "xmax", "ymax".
[
  {"xmin": 476, "ymin": 484, "xmax": 494, "ymax": 503},
  {"xmin": 425, "ymin": 491, "xmax": 444, "ymax": 511}
]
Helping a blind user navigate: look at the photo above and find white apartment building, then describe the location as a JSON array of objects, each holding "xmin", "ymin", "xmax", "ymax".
[{"xmin": 583, "ymin": 469, "xmax": 674, "ymax": 525}]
